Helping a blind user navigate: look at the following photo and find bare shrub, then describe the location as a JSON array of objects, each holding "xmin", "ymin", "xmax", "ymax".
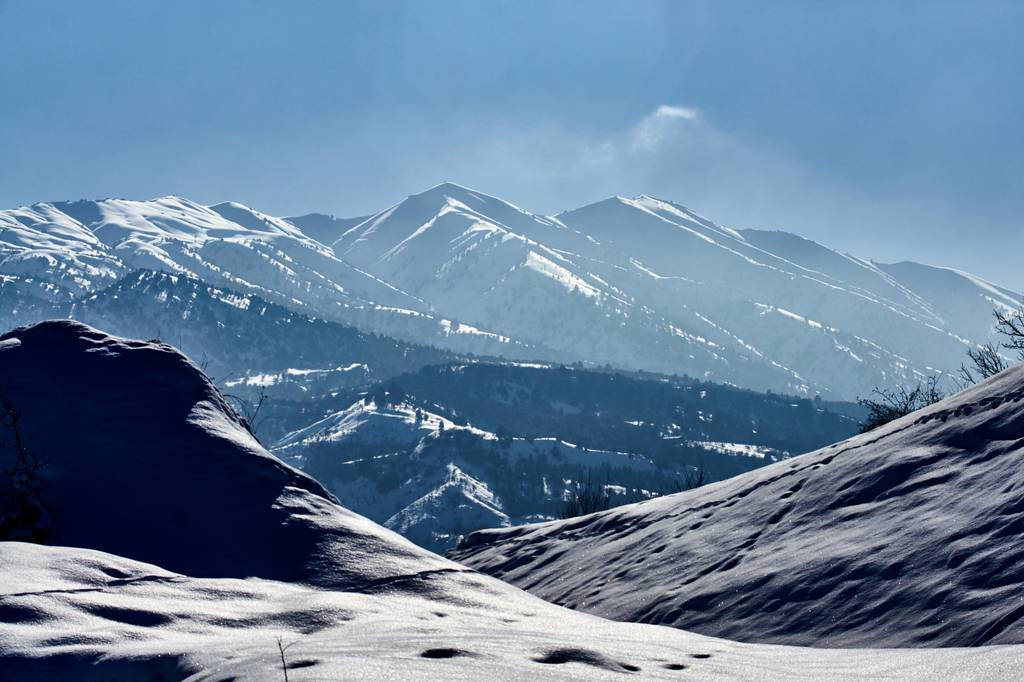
[
  {"xmin": 224, "ymin": 384, "xmax": 269, "ymax": 443},
  {"xmin": 857, "ymin": 375, "xmax": 944, "ymax": 433},
  {"xmin": 673, "ymin": 463, "xmax": 707, "ymax": 492},
  {"xmin": 957, "ymin": 342, "xmax": 1009, "ymax": 388},
  {"xmin": 0, "ymin": 392, "xmax": 49, "ymax": 541},
  {"xmin": 559, "ymin": 470, "xmax": 610, "ymax": 518}
]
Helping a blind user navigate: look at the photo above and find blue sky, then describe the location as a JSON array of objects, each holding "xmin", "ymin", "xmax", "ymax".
[{"xmin": 1, "ymin": 1, "xmax": 1022, "ymax": 286}]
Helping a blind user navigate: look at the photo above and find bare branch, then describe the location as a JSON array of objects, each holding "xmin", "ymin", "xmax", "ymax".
[
  {"xmin": 993, "ymin": 307, "xmax": 1024, "ymax": 360},
  {"xmin": 277, "ymin": 637, "xmax": 290, "ymax": 682},
  {"xmin": 559, "ymin": 469, "xmax": 611, "ymax": 518},
  {"xmin": 674, "ymin": 463, "xmax": 707, "ymax": 493},
  {"xmin": 0, "ymin": 391, "xmax": 49, "ymax": 541},
  {"xmin": 223, "ymin": 385, "xmax": 270, "ymax": 444},
  {"xmin": 857, "ymin": 375, "xmax": 944, "ymax": 433},
  {"xmin": 957, "ymin": 342, "xmax": 1009, "ymax": 389}
]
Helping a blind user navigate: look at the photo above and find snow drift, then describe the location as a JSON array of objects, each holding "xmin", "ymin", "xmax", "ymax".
[{"xmin": 452, "ymin": 364, "xmax": 1024, "ymax": 648}]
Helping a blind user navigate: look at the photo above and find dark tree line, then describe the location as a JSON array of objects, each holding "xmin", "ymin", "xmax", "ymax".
[
  {"xmin": 857, "ymin": 376, "xmax": 944, "ymax": 433},
  {"xmin": 373, "ymin": 362, "xmax": 857, "ymax": 458}
]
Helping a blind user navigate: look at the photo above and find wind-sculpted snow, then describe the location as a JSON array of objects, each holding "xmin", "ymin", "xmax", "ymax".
[
  {"xmin": 4, "ymin": 543, "xmax": 1024, "ymax": 681},
  {"xmin": 452, "ymin": 364, "xmax": 1024, "ymax": 648}
]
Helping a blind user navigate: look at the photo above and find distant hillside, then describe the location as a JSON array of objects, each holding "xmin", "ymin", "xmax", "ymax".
[{"xmin": 275, "ymin": 363, "xmax": 860, "ymax": 551}]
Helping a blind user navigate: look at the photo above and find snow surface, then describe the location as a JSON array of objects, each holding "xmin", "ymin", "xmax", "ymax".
[
  {"xmin": 8, "ymin": 542, "xmax": 1024, "ymax": 681},
  {"xmin": 2, "ymin": 321, "xmax": 1024, "ymax": 679},
  {"xmin": 452, "ymin": 363, "xmax": 1024, "ymax": 648}
]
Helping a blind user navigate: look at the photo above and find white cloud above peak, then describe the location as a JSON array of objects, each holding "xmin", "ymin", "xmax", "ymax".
[
  {"xmin": 631, "ymin": 104, "xmax": 701, "ymax": 150},
  {"xmin": 653, "ymin": 104, "xmax": 699, "ymax": 121}
]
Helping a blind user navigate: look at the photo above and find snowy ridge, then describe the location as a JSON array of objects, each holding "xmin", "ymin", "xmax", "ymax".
[
  {"xmin": 385, "ymin": 463, "xmax": 512, "ymax": 549},
  {"xmin": 0, "ymin": 269, "xmax": 472, "ymax": 406},
  {"xmin": 330, "ymin": 182, "xmax": 1024, "ymax": 397},
  {"xmin": 452, "ymin": 362, "xmax": 1024, "ymax": 648},
  {"xmin": 274, "ymin": 398, "xmax": 465, "ymax": 457}
]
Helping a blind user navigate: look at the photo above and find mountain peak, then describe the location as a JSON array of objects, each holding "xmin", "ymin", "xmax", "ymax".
[
  {"xmin": 404, "ymin": 181, "xmax": 513, "ymax": 211},
  {"xmin": 419, "ymin": 181, "xmax": 477, "ymax": 195}
]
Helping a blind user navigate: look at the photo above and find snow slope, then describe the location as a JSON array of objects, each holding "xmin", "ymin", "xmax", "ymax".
[
  {"xmin": 452, "ymin": 363, "xmax": 1024, "ymax": 648},
  {"xmin": 385, "ymin": 462, "xmax": 512, "ymax": 550},
  {"xmin": 2, "ymin": 321, "xmax": 1024, "ymax": 679},
  {"xmin": 284, "ymin": 211, "xmax": 371, "ymax": 246},
  {"xmin": 273, "ymin": 397, "xmax": 461, "ymax": 456}
]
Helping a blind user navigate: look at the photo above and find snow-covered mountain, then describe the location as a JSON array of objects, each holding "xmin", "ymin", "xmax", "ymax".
[
  {"xmin": 452, "ymin": 362, "xmax": 1024, "ymax": 648},
  {"xmin": 2, "ymin": 183, "xmax": 1019, "ymax": 398},
  {"xmin": 4, "ymin": 320, "xmax": 1023, "ymax": 680},
  {"xmin": 335, "ymin": 183, "xmax": 1022, "ymax": 398},
  {"xmin": 0, "ymin": 196, "xmax": 536, "ymax": 359},
  {"xmin": 0, "ymin": 320, "xmax": 458, "ymax": 585}
]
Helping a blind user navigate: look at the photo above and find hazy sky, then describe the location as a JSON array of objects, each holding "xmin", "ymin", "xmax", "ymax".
[{"xmin": 2, "ymin": 1, "xmax": 1022, "ymax": 287}]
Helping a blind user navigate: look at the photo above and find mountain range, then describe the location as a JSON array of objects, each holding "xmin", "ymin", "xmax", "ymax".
[{"xmin": 3, "ymin": 182, "xmax": 1018, "ymax": 400}]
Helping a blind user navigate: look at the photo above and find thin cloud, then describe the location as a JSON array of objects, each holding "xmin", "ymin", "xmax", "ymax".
[
  {"xmin": 632, "ymin": 104, "xmax": 701, "ymax": 150},
  {"xmin": 654, "ymin": 104, "xmax": 699, "ymax": 121}
]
